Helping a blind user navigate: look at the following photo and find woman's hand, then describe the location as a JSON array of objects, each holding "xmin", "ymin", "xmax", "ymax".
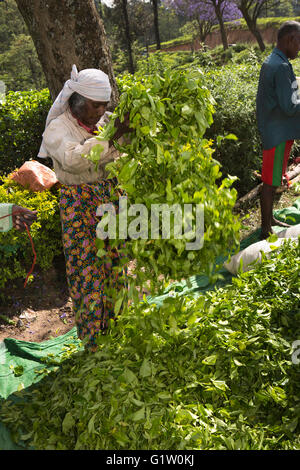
[
  {"xmin": 12, "ymin": 206, "xmax": 37, "ymax": 231},
  {"xmin": 109, "ymin": 112, "xmax": 133, "ymax": 147}
]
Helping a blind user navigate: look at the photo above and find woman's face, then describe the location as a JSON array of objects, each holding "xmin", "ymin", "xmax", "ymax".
[{"xmin": 78, "ymin": 99, "xmax": 109, "ymax": 127}]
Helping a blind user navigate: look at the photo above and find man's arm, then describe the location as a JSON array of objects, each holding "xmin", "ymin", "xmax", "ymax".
[{"xmin": 275, "ymin": 62, "xmax": 300, "ymax": 116}]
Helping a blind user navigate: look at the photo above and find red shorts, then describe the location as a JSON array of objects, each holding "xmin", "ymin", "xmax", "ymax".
[{"xmin": 261, "ymin": 140, "xmax": 293, "ymax": 187}]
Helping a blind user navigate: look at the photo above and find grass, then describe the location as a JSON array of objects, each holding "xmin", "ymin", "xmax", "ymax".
[{"xmin": 148, "ymin": 17, "xmax": 300, "ymax": 52}]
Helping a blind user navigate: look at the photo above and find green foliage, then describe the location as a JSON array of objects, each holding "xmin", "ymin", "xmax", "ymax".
[
  {"xmin": 135, "ymin": 50, "xmax": 196, "ymax": 76},
  {"xmin": 0, "ymin": 89, "xmax": 51, "ymax": 175},
  {"xmin": 266, "ymin": 0, "xmax": 294, "ymax": 18},
  {"xmin": 0, "ymin": 0, "xmax": 27, "ymax": 53},
  {"xmin": 135, "ymin": 47, "xmax": 299, "ymax": 196},
  {"xmin": 91, "ymin": 67, "xmax": 240, "ymax": 308},
  {"xmin": 0, "ymin": 34, "xmax": 46, "ymax": 92},
  {"xmin": 179, "ymin": 21, "xmax": 199, "ymax": 41},
  {"xmin": 1, "ymin": 239, "xmax": 299, "ymax": 450},
  {"xmin": 134, "ymin": 49, "xmax": 262, "ymax": 196},
  {"xmin": 0, "ymin": 0, "xmax": 46, "ymax": 92},
  {"xmin": 112, "ymin": 41, "xmax": 146, "ymax": 76},
  {"xmin": 203, "ymin": 61, "xmax": 263, "ymax": 195},
  {"xmin": 0, "ymin": 175, "xmax": 62, "ymax": 289},
  {"xmin": 93, "ymin": 69, "xmax": 239, "ymax": 289},
  {"xmin": 212, "ymin": 16, "xmax": 300, "ymax": 33}
]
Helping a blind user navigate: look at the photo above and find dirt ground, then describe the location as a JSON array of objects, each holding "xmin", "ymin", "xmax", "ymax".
[
  {"xmin": 0, "ymin": 184, "xmax": 299, "ymax": 345},
  {"xmin": 0, "ymin": 257, "xmax": 74, "ymax": 343}
]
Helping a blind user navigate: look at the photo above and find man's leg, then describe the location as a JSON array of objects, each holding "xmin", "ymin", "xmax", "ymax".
[
  {"xmin": 270, "ymin": 140, "xmax": 293, "ymax": 228},
  {"xmin": 260, "ymin": 141, "xmax": 293, "ymax": 238},
  {"xmin": 271, "ymin": 192, "xmax": 291, "ymax": 228},
  {"xmin": 260, "ymin": 182, "xmax": 274, "ymax": 239}
]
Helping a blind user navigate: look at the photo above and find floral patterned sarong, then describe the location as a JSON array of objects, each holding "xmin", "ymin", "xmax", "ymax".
[{"xmin": 59, "ymin": 179, "xmax": 126, "ymax": 352}]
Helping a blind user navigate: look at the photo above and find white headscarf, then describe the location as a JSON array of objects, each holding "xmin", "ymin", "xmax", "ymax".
[{"xmin": 38, "ymin": 64, "xmax": 112, "ymax": 158}]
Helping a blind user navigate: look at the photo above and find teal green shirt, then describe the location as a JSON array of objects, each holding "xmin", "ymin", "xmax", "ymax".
[
  {"xmin": 0, "ymin": 204, "xmax": 14, "ymax": 232},
  {"xmin": 256, "ymin": 47, "xmax": 300, "ymax": 150}
]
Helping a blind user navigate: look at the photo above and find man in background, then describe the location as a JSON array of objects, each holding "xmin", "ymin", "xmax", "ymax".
[{"xmin": 256, "ymin": 20, "xmax": 300, "ymax": 239}]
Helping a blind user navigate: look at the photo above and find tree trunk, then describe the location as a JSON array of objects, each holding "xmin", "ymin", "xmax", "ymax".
[
  {"xmin": 15, "ymin": 0, "xmax": 119, "ymax": 107},
  {"xmin": 213, "ymin": 1, "xmax": 228, "ymax": 50},
  {"xmin": 152, "ymin": 0, "xmax": 161, "ymax": 50},
  {"xmin": 239, "ymin": 4, "xmax": 265, "ymax": 52},
  {"xmin": 251, "ymin": 26, "xmax": 266, "ymax": 52},
  {"xmin": 121, "ymin": 0, "xmax": 135, "ymax": 74},
  {"xmin": 196, "ymin": 18, "xmax": 213, "ymax": 44}
]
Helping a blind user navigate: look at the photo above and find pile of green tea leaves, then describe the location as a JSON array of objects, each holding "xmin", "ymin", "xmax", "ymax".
[
  {"xmin": 1, "ymin": 238, "xmax": 299, "ymax": 450},
  {"xmin": 88, "ymin": 67, "xmax": 241, "ymax": 310}
]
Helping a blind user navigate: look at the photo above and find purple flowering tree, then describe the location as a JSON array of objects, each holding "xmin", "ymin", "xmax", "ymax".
[
  {"xmin": 164, "ymin": 0, "xmax": 242, "ymax": 49},
  {"xmin": 164, "ymin": 0, "xmax": 218, "ymax": 43}
]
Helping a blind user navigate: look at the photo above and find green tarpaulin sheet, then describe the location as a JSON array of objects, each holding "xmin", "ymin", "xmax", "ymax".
[{"xmin": 1, "ymin": 197, "xmax": 300, "ymax": 450}]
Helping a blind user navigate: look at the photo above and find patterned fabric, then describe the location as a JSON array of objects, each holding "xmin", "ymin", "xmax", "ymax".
[{"xmin": 59, "ymin": 179, "xmax": 127, "ymax": 352}]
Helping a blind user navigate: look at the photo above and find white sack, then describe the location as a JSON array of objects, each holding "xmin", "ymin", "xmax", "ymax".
[{"xmin": 224, "ymin": 237, "xmax": 298, "ymax": 275}]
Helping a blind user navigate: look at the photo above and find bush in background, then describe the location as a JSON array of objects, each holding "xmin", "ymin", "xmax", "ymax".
[
  {"xmin": 0, "ymin": 175, "xmax": 62, "ymax": 290},
  {"xmin": 203, "ymin": 54, "xmax": 300, "ymax": 195},
  {"xmin": 203, "ymin": 61, "xmax": 263, "ymax": 195},
  {"xmin": 135, "ymin": 50, "xmax": 266, "ymax": 196},
  {"xmin": 146, "ymin": 47, "xmax": 299, "ymax": 196},
  {"xmin": 0, "ymin": 89, "xmax": 51, "ymax": 175},
  {"xmin": 2, "ymin": 46, "xmax": 300, "ymax": 202}
]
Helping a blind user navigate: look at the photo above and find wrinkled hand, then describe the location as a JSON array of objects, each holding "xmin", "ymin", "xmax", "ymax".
[
  {"xmin": 110, "ymin": 112, "xmax": 133, "ymax": 146},
  {"xmin": 12, "ymin": 206, "xmax": 37, "ymax": 231}
]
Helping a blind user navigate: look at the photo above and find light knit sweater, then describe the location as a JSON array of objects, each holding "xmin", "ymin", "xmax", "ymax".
[
  {"xmin": 42, "ymin": 108, "xmax": 121, "ymax": 185},
  {"xmin": 0, "ymin": 203, "xmax": 13, "ymax": 232}
]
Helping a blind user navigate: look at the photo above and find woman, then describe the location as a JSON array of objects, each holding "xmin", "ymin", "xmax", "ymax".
[{"xmin": 39, "ymin": 65, "xmax": 130, "ymax": 352}]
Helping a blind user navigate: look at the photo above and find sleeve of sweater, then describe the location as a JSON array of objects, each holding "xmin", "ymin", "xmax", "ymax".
[
  {"xmin": 0, "ymin": 203, "xmax": 14, "ymax": 232},
  {"xmin": 274, "ymin": 62, "xmax": 300, "ymax": 116},
  {"xmin": 43, "ymin": 119, "xmax": 118, "ymax": 175}
]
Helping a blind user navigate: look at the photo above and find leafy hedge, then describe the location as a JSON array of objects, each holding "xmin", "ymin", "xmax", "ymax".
[
  {"xmin": 0, "ymin": 175, "xmax": 62, "ymax": 289},
  {"xmin": 203, "ymin": 54, "xmax": 300, "ymax": 195},
  {"xmin": 203, "ymin": 60, "xmax": 263, "ymax": 195},
  {"xmin": 148, "ymin": 17, "xmax": 300, "ymax": 51},
  {"xmin": 2, "ymin": 48, "xmax": 299, "ymax": 198},
  {"xmin": 216, "ymin": 16, "xmax": 300, "ymax": 33},
  {"xmin": 0, "ymin": 89, "xmax": 51, "ymax": 175},
  {"xmin": 1, "ymin": 238, "xmax": 299, "ymax": 449},
  {"xmin": 137, "ymin": 50, "xmax": 300, "ymax": 196}
]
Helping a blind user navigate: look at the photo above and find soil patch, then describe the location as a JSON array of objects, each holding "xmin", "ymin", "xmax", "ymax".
[{"xmin": 0, "ymin": 258, "xmax": 74, "ymax": 343}]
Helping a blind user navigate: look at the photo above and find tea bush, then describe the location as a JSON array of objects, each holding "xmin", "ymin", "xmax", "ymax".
[
  {"xmin": 136, "ymin": 48, "xmax": 300, "ymax": 196},
  {"xmin": 203, "ymin": 62, "xmax": 262, "ymax": 195},
  {"xmin": 0, "ymin": 175, "xmax": 62, "ymax": 289},
  {"xmin": 0, "ymin": 89, "xmax": 51, "ymax": 175},
  {"xmin": 2, "ymin": 47, "xmax": 299, "ymax": 199}
]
